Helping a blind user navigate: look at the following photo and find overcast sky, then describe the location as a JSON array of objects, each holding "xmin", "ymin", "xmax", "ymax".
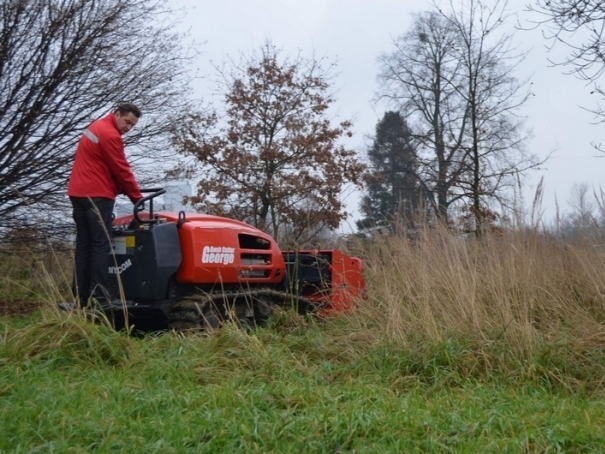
[{"xmin": 175, "ymin": 0, "xmax": 604, "ymax": 230}]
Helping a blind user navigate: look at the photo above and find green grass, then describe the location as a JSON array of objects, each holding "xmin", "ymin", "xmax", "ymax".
[
  {"xmin": 4, "ymin": 230, "xmax": 605, "ymax": 451},
  {"xmin": 2, "ymin": 310, "xmax": 605, "ymax": 453}
]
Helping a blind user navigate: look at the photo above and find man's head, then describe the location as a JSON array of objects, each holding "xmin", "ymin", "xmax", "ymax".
[{"xmin": 113, "ymin": 103, "xmax": 142, "ymax": 135}]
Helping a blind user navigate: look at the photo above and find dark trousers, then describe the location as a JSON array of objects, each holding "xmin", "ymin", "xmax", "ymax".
[{"xmin": 70, "ymin": 197, "xmax": 116, "ymax": 306}]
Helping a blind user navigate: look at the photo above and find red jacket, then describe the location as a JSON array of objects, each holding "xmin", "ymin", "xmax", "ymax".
[{"xmin": 67, "ymin": 113, "xmax": 143, "ymax": 203}]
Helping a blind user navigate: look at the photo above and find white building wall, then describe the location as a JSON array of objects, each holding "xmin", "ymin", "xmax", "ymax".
[{"xmin": 114, "ymin": 180, "xmax": 192, "ymax": 217}]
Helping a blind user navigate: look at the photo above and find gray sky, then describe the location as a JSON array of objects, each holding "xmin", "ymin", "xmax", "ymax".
[{"xmin": 176, "ymin": 0, "xmax": 604, "ymax": 230}]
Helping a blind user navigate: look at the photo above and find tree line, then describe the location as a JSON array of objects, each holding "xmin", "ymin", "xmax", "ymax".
[{"xmin": 0, "ymin": 0, "xmax": 601, "ymax": 246}]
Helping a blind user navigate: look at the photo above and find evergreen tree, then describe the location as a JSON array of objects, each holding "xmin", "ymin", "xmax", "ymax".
[{"xmin": 357, "ymin": 111, "xmax": 422, "ymax": 233}]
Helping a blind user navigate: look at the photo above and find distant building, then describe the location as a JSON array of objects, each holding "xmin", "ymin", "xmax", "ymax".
[
  {"xmin": 114, "ymin": 180, "xmax": 192, "ymax": 217},
  {"xmin": 163, "ymin": 180, "xmax": 192, "ymax": 212}
]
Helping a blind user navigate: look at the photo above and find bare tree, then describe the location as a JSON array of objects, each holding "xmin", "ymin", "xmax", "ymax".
[
  {"xmin": 378, "ymin": 4, "xmax": 543, "ymax": 234},
  {"xmin": 0, "ymin": 0, "xmax": 197, "ymax": 237},
  {"xmin": 528, "ymin": 1, "xmax": 605, "ymax": 84},
  {"xmin": 442, "ymin": 0, "xmax": 544, "ymax": 237},
  {"xmin": 171, "ymin": 42, "xmax": 365, "ymax": 245},
  {"xmin": 377, "ymin": 12, "xmax": 469, "ymax": 225},
  {"xmin": 527, "ymin": 0, "xmax": 605, "ymax": 123},
  {"xmin": 569, "ymin": 182, "xmax": 596, "ymax": 229},
  {"xmin": 555, "ymin": 182, "xmax": 599, "ymax": 239}
]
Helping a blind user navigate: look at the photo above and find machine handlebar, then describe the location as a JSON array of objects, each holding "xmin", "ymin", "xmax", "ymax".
[{"xmin": 133, "ymin": 188, "xmax": 166, "ymax": 224}]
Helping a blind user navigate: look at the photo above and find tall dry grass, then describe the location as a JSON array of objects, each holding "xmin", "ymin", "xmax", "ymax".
[
  {"xmin": 0, "ymin": 247, "xmax": 72, "ymax": 304},
  {"xmin": 352, "ymin": 226, "xmax": 605, "ymax": 356}
]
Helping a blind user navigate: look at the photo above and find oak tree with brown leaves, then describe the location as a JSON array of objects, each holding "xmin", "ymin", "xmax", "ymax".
[{"xmin": 172, "ymin": 43, "xmax": 365, "ymax": 246}]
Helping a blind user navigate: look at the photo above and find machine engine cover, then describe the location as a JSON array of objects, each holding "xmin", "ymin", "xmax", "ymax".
[{"xmin": 112, "ymin": 212, "xmax": 286, "ymax": 289}]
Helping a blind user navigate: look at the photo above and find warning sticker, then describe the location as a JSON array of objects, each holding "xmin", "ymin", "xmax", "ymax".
[
  {"xmin": 113, "ymin": 237, "xmax": 127, "ymax": 255},
  {"xmin": 113, "ymin": 236, "xmax": 135, "ymax": 255}
]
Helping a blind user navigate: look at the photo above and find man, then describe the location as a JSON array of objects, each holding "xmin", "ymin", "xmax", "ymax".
[{"xmin": 67, "ymin": 103, "xmax": 144, "ymax": 308}]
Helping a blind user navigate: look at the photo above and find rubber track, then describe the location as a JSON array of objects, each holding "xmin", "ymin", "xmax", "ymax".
[{"xmin": 167, "ymin": 288, "xmax": 323, "ymax": 331}]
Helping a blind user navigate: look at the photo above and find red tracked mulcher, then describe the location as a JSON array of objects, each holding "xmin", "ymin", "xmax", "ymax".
[{"xmin": 102, "ymin": 188, "xmax": 365, "ymax": 332}]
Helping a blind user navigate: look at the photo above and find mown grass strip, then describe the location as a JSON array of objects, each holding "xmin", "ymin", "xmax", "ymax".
[{"xmin": 1, "ymin": 314, "xmax": 605, "ymax": 452}]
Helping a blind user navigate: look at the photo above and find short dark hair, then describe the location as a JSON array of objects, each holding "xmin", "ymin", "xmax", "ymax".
[{"xmin": 114, "ymin": 103, "xmax": 142, "ymax": 118}]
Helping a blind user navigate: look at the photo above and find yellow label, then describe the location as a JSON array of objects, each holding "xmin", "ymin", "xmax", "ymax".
[{"xmin": 125, "ymin": 236, "xmax": 135, "ymax": 248}]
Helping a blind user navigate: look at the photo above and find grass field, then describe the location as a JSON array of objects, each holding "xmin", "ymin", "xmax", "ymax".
[{"xmin": 2, "ymin": 228, "xmax": 605, "ymax": 452}]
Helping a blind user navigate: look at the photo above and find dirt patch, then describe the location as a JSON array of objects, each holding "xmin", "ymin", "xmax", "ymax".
[{"xmin": 0, "ymin": 298, "xmax": 39, "ymax": 318}]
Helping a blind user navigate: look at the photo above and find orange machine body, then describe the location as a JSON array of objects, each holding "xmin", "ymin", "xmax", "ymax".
[
  {"xmin": 113, "ymin": 211, "xmax": 286, "ymax": 288},
  {"xmin": 281, "ymin": 249, "xmax": 366, "ymax": 315},
  {"xmin": 323, "ymin": 249, "xmax": 366, "ymax": 314},
  {"xmin": 97, "ymin": 188, "xmax": 367, "ymax": 332}
]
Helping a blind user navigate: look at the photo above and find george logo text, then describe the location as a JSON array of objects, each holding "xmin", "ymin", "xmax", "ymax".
[{"xmin": 202, "ymin": 246, "xmax": 235, "ymax": 265}]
